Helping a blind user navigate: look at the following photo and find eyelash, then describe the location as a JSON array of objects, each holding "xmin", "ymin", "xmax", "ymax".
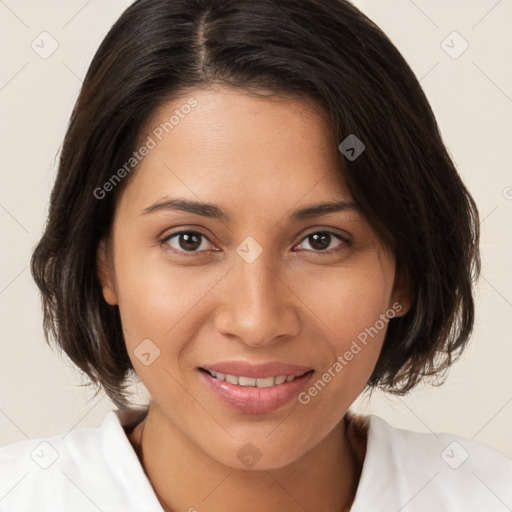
[{"xmin": 159, "ymin": 230, "xmax": 351, "ymax": 257}]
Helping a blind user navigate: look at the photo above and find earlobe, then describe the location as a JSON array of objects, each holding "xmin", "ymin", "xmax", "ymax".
[
  {"xmin": 97, "ymin": 239, "xmax": 118, "ymax": 306},
  {"xmin": 389, "ymin": 299, "xmax": 408, "ymax": 318}
]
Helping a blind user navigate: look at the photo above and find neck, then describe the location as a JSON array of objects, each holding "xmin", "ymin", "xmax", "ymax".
[{"xmin": 127, "ymin": 404, "xmax": 366, "ymax": 512}]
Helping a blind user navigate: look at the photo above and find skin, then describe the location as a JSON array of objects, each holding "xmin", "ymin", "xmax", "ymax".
[{"xmin": 98, "ymin": 86, "xmax": 409, "ymax": 512}]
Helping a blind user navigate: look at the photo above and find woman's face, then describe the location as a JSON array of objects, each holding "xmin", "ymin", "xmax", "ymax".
[{"xmin": 99, "ymin": 86, "xmax": 405, "ymax": 470}]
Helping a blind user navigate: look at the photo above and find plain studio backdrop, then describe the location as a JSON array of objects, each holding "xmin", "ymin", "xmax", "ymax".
[{"xmin": 0, "ymin": 0, "xmax": 511, "ymax": 459}]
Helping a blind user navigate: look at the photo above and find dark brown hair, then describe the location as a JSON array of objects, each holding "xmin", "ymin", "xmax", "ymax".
[{"xmin": 31, "ymin": 0, "xmax": 480, "ymax": 408}]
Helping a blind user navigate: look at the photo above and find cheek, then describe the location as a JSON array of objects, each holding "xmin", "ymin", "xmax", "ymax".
[
  {"xmin": 293, "ymin": 255, "xmax": 394, "ymax": 401},
  {"xmin": 299, "ymin": 256, "xmax": 394, "ymax": 349},
  {"xmin": 112, "ymin": 246, "xmax": 223, "ymax": 360}
]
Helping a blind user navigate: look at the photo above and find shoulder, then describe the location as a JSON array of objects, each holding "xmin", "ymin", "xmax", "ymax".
[
  {"xmin": 0, "ymin": 407, "xmax": 161, "ymax": 512},
  {"xmin": 351, "ymin": 413, "xmax": 512, "ymax": 512}
]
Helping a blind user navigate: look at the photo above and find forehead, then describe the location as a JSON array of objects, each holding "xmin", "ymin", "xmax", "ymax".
[{"xmin": 121, "ymin": 86, "xmax": 352, "ymax": 216}]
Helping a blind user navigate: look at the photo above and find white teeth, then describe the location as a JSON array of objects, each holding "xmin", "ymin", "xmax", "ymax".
[
  {"xmin": 256, "ymin": 376, "xmax": 275, "ymax": 388},
  {"xmin": 208, "ymin": 371, "xmax": 299, "ymax": 387},
  {"xmin": 225, "ymin": 373, "xmax": 238, "ymax": 385},
  {"xmin": 239, "ymin": 376, "xmax": 257, "ymax": 387}
]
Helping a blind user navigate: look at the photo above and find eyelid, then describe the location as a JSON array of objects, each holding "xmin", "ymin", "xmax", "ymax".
[
  {"xmin": 298, "ymin": 227, "xmax": 352, "ymax": 242},
  {"xmin": 293, "ymin": 230, "xmax": 351, "ymax": 254},
  {"xmin": 159, "ymin": 229, "xmax": 217, "ymax": 256}
]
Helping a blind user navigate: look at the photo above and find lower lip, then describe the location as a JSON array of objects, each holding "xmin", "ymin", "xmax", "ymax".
[{"xmin": 198, "ymin": 369, "xmax": 314, "ymax": 415}]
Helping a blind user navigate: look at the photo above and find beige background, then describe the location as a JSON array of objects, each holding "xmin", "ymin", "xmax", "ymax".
[{"xmin": 1, "ymin": 0, "xmax": 511, "ymax": 458}]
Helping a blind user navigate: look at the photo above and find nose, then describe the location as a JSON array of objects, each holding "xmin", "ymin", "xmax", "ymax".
[{"xmin": 213, "ymin": 251, "xmax": 301, "ymax": 348}]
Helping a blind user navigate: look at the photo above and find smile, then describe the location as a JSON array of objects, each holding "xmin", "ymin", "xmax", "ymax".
[
  {"xmin": 204, "ymin": 370, "xmax": 306, "ymax": 387},
  {"xmin": 198, "ymin": 362, "xmax": 315, "ymax": 414}
]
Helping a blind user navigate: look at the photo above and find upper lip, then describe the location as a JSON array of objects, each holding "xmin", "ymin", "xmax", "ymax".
[{"xmin": 200, "ymin": 361, "xmax": 314, "ymax": 379}]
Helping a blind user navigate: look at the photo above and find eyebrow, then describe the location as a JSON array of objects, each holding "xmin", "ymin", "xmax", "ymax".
[{"xmin": 141, "ymin": 198, "xmax": 359, "ymax": 222}]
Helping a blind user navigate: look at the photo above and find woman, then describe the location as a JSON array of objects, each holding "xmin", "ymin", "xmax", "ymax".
[{"xmin": 1, "ymin": 0, "xmax": 510, "ymax": 510}]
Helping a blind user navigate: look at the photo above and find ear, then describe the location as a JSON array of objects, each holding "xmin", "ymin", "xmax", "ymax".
[
  {"xmin": 97, "ymin": 238, "xmax": 118, "ymax": 306},
  {"xmin": 390, "ymin": 270, "xmax": 412, "ymax": 318}
]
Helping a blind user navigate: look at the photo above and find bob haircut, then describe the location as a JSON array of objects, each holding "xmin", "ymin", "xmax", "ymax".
[{"xmin": 31, "ymin": 0, "xmax": 480, "ymax": 408}]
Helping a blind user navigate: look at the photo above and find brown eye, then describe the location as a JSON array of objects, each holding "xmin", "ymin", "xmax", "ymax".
[
  {"xmin": 161, "ymin": 231, "xmax": 213, "ymax": 253},
  {"xmin": 295, "ymin": 231, "xmax": 348, "ymax": 254}
]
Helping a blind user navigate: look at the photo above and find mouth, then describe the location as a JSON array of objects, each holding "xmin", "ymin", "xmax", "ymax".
[{"xmin": 197, "ymin": 361, "xmax": 314, "ymax": 414}]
